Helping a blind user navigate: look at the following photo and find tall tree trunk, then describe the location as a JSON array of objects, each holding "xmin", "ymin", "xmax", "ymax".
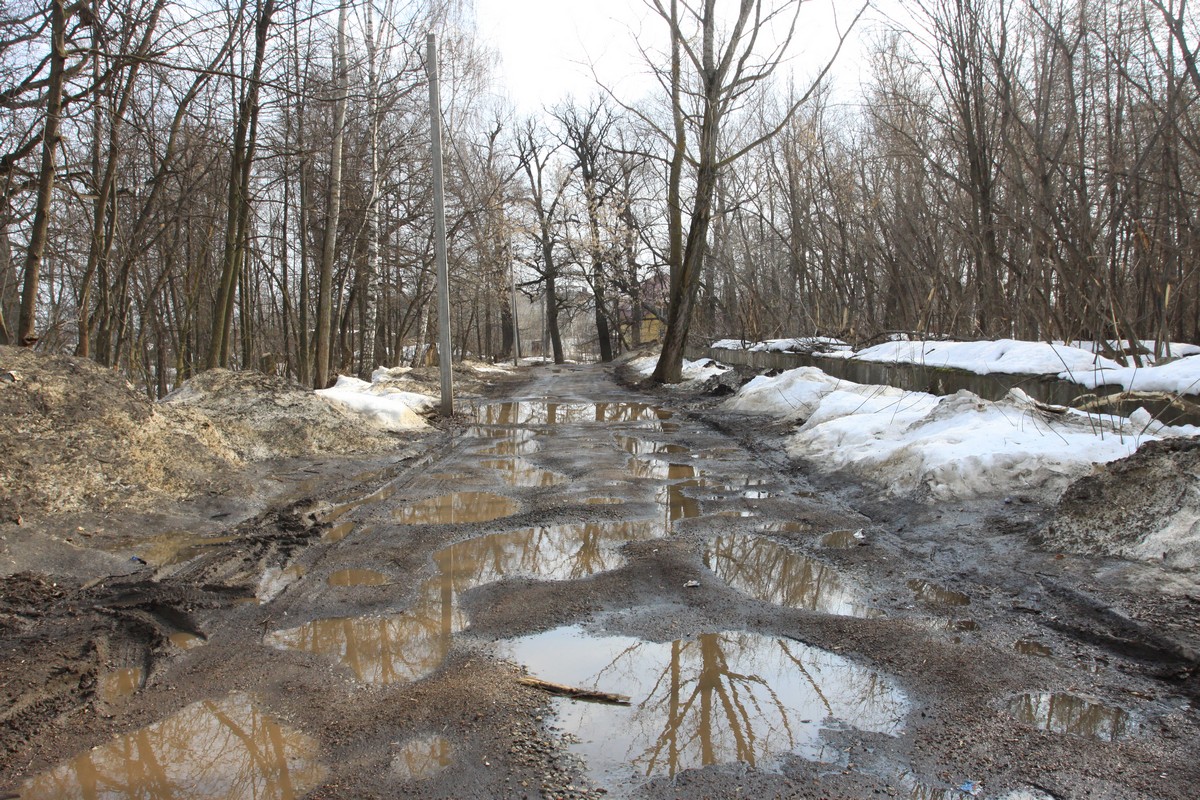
[
  {"xmin": 17, "ymin": 0, "xmax": 68, "ymax": 347},
  {"xmin": 208, "ymin": 0, "xmax": 273, "ymax": 368},
  {"xmin": 314, "ymin": 0, "xmax": 348, "ymax": 388}
]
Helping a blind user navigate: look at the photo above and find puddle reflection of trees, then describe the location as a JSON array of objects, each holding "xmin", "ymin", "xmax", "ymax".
[
  {"xmin": 393, "ymin": 491, "xmax": 518, "ymax": 525},
  {"xmin": 705, "ymin": 534, "xmax": 879, "ymax": 618},
  {"xmin": 506, "ymin": 629, "xmax": 908, "ymax": 784},
  {"xmin": 1008, "ymin": 692, "xmax": 1130, "ymax": 741},
  {"xmin": 20, "ymin": 693, "xmax": 325, "ymax": 800},
  {"xmin": 390, "ymin": 735, "xmax": 453, "ymax": 781},
  {"xmin": 474, "ymin": 402, "xmax": 671, "ymax": 426},
  {"xmin": 267, "ymin": 521, "xmax": 667, "ymax": 685}
]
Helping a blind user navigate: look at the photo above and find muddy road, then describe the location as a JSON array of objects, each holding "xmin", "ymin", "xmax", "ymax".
[{"xmin": 3, "ymin": 364, "xmax": 1198, "ymax": 799}]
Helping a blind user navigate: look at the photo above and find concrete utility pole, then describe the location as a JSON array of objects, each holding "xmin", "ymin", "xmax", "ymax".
[{"xmin": 426, "ymin": 33, "xmax": 453, "ymax": 415}]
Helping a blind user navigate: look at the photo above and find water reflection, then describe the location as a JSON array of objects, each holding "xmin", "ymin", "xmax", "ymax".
[
  {"xmin": 268, "ymin": 520, "xmax": 666, "ymax": 684},
  {"xmin": 327, "ymin": 569, "xmax": 389, "ymax": 587},
  {"xmin": 500, "ymin": 627, "xmax": 907, "ymax": 788},
  {"xmin": 265, "ymin": 612, "xmax": 450, "ymax": 685},
  {"xmin": 390, "ymin": 735, "xmax": 453, "ymax": 781},
  {"xmin": 613, "ymin": 435, "xmax": 689, "ymax": 458},
  {"xmin": 480, "ymin": 458, "xmax": 567, "ymax": 487},
  {"xmin": 474, "ymin": 402, "xmax": 672, "ymax": 426},
  {"xmin": 432, "ymin": 520, "xmax": 666, "ymax": 584},
  {"xmin": 705, "ymin": 534, "xmax": 879, "ymax": 618},
  {"xmin": 394, "ymin": 492, "xmax": 518, "ymax": 525},
  {"xmin": 1014, "ymin": 640, "xmax": 1052, "ymax": 657},
  {"xmin": 98, "ymin": 667, "xmax": 144, "ymax": 705},
  {"xmin": 1008, "ymin": 692, "xmax": 1131, "ymax": 741},
  {"xmin": 907, "ymin": 579, "xmax": 970, "ymax": 607},
  {"xmin": 19, "ymin": 693, "xmax": 326, "ymax": 800}
]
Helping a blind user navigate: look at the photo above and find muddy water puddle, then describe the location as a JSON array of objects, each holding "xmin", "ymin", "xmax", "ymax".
[
  {"xmin": 268, "ymin": 520, "xmax": 667, "ymax": 684},
  {"xmin": 499, "ymin": 626, "xmax": 908, "ymax": 790},
  {"xmin": 1014, "ymin": 640, "xmax": 1052, "ymax": 657},
  {"xmin": 907, "ymin": 579, "xmax": 970, "ymax": 607},
  {"xmin": 104, "ymin": 531, "xmax": 236, "ymax": 569},
  {"xmin": 395, "ymin": 491, "xmax": 518, "ymax": 525},
  {"xmin": 705, "ymin": 533, "xmax": 880, "ymax": 618},
  {"xmin": 19, "ymin": 692, "xmax": 325, "ymax": 799},
  {"xmin": 98, "ymin": 667, "xmax": 144, "ymax": 704},
  {"xmin": 473, "ymin": 401, "xmax": 672, "ymax": 426},
  {"xmin": 328, "ymin": 569, "xmax": 389, "ymax": 587},
  {"xmin": 821, "ymin": 529, "xmax": 864, "ymax": 548},
  {"xmin": 391, "ymin": 734, "xmax": 453, "ymax": 781},
  {"xmin": 480, "ymin": 458, "xmax": 567, "ymax": 487},
  {"xmin": 613, "ymin": 434, "xmax": 688, "ymax": 458},
  {"xmin": 1007, "ymin": 692, "xmax": 1132, "ymax": 741}
]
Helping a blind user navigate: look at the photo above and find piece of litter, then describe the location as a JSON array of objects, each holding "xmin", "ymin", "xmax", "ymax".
[
  {"xmin": 853, "ymin": 529, "xmax": 866, "ymax": 540},
  {"xmin": 684, "ymin": 580, "xmax": 700, "ymax": 588},
  {"xmin": 959, "ymin": 780, "xmax": 981, "ymax": 796}
]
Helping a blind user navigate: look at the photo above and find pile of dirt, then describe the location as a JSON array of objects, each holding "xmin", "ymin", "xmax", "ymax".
[
  {"xmin": 0, "ymin": 349, "xmax": 426, "ymax": 522},
  {"xmin": 1039, "ymin": 436, "xmax": 1200, "ymax": 568},
  {"xmin": 163, "ymin": 369, "xmax": 415, "ymax": 461},
  {"xmin": 0, "ymin": 347, "xmax": 237, "ymax": 520},
  {"xmin": 374, "ymin": 360, "xmax": 517, "ymax": 397}
]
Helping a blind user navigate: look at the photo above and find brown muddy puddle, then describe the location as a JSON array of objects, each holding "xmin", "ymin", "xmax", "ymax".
[
  {"xmin": 473, "ymin": 401, "xmax": 672, "ymax": 427},
  {"xmin": 98, "ymin": 667, "xmax": 144, "ymax": 704},
  {"xmin": 821, "ymin": 529, "xmax": 864, "ymax": 548},
  {"xmin": 499, "ymin": 626, "xmax": 908, "ymax": 790},
  {"xmin": 907, "ymin": 579, "xmax": 970, "ymax": 607},
  {"xmin": 1007, "ymin": 692, "xmax": 1132, "ymax": 741},
  {"xmin": 169, "ymin": 632, "xmax": 205, "ymax": 650},
  {"xmin": 328, "ymin": 569, "xmax": 389, "ymax": 587},
  {"xmin": 395, "ymin": 491, "xmax": 518, "ymax": 525},
  {"xmin": 705, "ymin": 533, "xmax": 879, "ymax": 618},
  {"xmin": 18, "ymin": 692, "xmax": 325, "ymax": 800},
  {"xmin": 267, "ymin": 520, "xmax": 667, "ymax": 684},
  {"xmin": 1015, "ymin": 640, "xmax": 1052, "ymax": 657},
  {"xmin": 391, "ymin": 734, "xmax": 453, "ymax": 781},
  {"xmin": 105, "ymin": 531, "xmax": 235, "ymax": 569},
  {"xmin": 613, "ymin": 434, "xmax": 688, "ymax": 458},
  {"xmin": 480, "ymin": 458, "xmax": 567, "ymax": 487}
]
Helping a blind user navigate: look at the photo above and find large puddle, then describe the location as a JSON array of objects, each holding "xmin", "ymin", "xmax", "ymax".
[
  {"xmin": 473, "ymin": 401, "xmax": 672, "ymax": 426},
  {"xmin": 1007, "ymin": 692, "xmax": 1132, "ymax": 741},
  {"xmin": 267, "ymin": 520, "xmax": 666, "ymax": 684},
  {"xmin": 394, "ymin": 492, "xmax": 518, "ymax": 525},
  {"xmin": 705, "ymin": 533, "xmax": 879, "ymax": 618},
  {"xmin": 19, "ymin": 693, "xmax": 326, "ymax": 800},
  {"xmin": 499, "ymin": 627, "xmax": 908, "ymax": 789}
]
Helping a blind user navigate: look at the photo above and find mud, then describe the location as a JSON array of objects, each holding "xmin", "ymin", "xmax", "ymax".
[{"xmin": 1, "ymin": 362, "xmax": 1198, "ymax": 799}]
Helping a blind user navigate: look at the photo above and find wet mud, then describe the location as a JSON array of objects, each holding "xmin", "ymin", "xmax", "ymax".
[{"xmin": 2, "ymin": 364, "xmax": 1198, "ymax": 799}]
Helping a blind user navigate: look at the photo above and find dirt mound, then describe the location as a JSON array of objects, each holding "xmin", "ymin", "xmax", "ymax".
[
  {"xmin": 0, "ymin": 347, "xmax": 237, "ymax": 520},
  {"xmin": 1040, "ymin": 437, "xmax": 1200, "ymax": 568},
  {"xmin": 375, "ymin": 360, "xmax": 516, "ymax": 397},
  {"xmin": 163, "ymin": 369, "xmax": 411, "ymax": 461}
]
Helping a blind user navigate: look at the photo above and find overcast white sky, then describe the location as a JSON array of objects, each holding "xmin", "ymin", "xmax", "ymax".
[{"xmin": 471, "ymin": 0, "xmax": 904, "ymax": 113}]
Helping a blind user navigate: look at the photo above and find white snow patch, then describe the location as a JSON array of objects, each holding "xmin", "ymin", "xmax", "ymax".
[
  {"xmin": 853, "ymin": 339, "xmax": 1124, "ymax": 379},
  {"xmin": 723, "ymin": 365, "xmax": 1166, "ymax": 501},
  {"xmin": 317, "ymin": 375, "xmax": 434, "ymax": 431},
  {"xmin": 627, "ymin": 356, "xmax": 729, "ymax": 386}
]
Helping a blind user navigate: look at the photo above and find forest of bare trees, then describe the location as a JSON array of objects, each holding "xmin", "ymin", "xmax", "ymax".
[{"xmin": 2, "ymin": 0, "xmax": 1198, "ymax": 393}]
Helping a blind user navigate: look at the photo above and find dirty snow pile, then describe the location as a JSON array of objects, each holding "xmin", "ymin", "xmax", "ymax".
[
  {"xmin": 713, "ymin": 336, "xmax": 1200, "ymax": 395},
  {"xmin": 317, "ymin": 374, "xmax": 435, "ymax": 431},
  {"xmin": 625, "ymin": 355, "xmax": 731, "ymax": 386},
  {"xmin": 809, "ymin": 338, "xmax": 1200, "ymax": 395},
  {"xmin": 724, "ymin": 366, "xmax": 1199, "ymax": 504},
  {"xmin": 164, "ymin": 368, "xmax": 434, "ymax": 461},
  {"xmin": 1040, "ymin": 437, "xmax": 1200, "ymax": 570}
]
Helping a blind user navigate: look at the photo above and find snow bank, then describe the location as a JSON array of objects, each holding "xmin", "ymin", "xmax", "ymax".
[
  {"xmin": 712, "ymin": 337, "xmax": 851, "ymax": 354},
  {"xmin": 723, "ymin": 367, "xmax": 844, "ymax": 421},
  {"xmin": 317, "ymin": 375, "xmax": 434, "ymax": 431},
  {"xmin": 626, "ymin": 356, "xmax": 731, "ymax": 386},
  {"xmin": 852, "ymin": 339, "xmax": 1124, "ymax": 379},
  {"xmin": 723, "ymin": 366, "xmax": 1166, "ymax": 502},
  {"xmin": 726, "ymin": 337, "xmax": 1200, "ymax": 396}
]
